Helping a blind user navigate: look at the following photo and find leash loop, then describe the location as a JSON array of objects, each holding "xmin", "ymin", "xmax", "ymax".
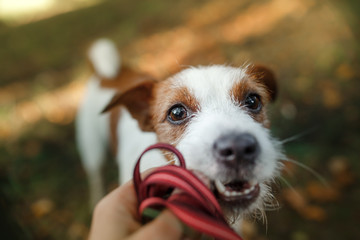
[{"xmin": 133, "ymin": 143, "xmax": 243, "ymax": 240}]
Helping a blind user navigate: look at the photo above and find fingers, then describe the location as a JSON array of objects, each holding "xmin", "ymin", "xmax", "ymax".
[
  {"xmin": 95, "ymin": 168, "xmax": 155, "ymax": 219},
  {"xmin": 127, "ymin": 210, "xmax": 183, "ymax": 240},
  {"xmin": 88, "ymin": 181, "xmax": 141, "ymax": 240},
  {"xmin": 89, "ymin": 168, "xmax": 183, "ymax": 240}
]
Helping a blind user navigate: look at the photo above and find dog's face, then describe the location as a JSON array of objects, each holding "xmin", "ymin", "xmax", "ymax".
[{"xmin": 104, "ymin": 65, "xmax": 283, "ymax": 221}]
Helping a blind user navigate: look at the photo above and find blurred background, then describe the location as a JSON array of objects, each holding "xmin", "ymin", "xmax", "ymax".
[{"xmin": 0, "ymin": 0, "xmax": 359, "ymax": 239}]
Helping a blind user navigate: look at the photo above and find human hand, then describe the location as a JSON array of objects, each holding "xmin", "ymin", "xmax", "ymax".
[{"xmin": 88, "ymin": 180, "xmax": 183, "ymax": 240}]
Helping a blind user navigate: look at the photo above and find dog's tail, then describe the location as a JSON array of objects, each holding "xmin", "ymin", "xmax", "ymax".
[{"xmin": 87, "ymin": 38, "xmax": 121, "ymax": 79}]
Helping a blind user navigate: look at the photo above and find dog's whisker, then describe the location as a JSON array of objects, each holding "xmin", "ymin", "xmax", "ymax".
[
  {"xmin": 280, "ymin": 128, "xmax": 317, "ymax": 144},
  {"xmin": 263, "ymin": 209, "xmax": 268, "ymax": 235},
  {"xmin": 280, "ymin": 157, "xmax": 329, "ymax": 187},
  {"xmin": 261, "ymin": 188, "xmax": 280, "ymax": 213},
  {"xmin": 281, "ymin": 164, "xmax": 297, "ymax": 178},
  {"xmin": 263, "ymin": 203, "xmax": 280, "ymax": 211},
  {"xmin": 278, "ymin": 176, "xmax": 297, "ymax": 192},
  {"xmin": 264, "ymin": 192, "xmax": 280, "ymax": 210},
  {"xmin": 253, "ymin": 207, "xmax": 268, "ymax": 232}
]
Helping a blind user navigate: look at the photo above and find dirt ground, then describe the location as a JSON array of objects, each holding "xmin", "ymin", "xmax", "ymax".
[{"xmin": 0, "ymin": 0, "xmax": 359, "ymax": 239}]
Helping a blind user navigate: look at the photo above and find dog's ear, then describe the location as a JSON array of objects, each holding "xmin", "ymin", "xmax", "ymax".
[
  {"xmin": 102, "ymin": 81, "xmax": 155, "ymax": 131},
  {"xmin": 101, "ymin": 67, "xmax": 156, "ymax": 132},
  {"xmin": 248, "ymin": 65, "xmax": 277, "ymax": 102}
]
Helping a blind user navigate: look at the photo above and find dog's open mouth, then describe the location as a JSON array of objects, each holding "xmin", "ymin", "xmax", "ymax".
[
  {"xmin": 213, "ymin": 180, "xmax": 260, "ymax": 203},
  {"xmin": 191, "ymin": 170, "xmax": 260, "ymax": 206}
]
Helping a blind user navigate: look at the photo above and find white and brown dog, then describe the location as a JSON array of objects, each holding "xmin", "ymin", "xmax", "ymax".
[{"xmin": 76, "ymin": 39, "xmax": 283, "ymax": 224}]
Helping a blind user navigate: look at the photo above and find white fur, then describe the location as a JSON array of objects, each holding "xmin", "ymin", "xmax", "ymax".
[
  {"xmin": 117, "ymin": 108, "xmax": 167, "ymax": 183},
  {"xmin": 76, "ymin": 39, "xmax": 120, "ymax": 206},
  {"xmin": 173, "ymin": 65, "xmax": 247, "ymax": 106},
  {"xmin": 75, "ymin": 76, "xmax": 116, "ymax": 206},
  {"xmin": 77, "ymin": 40, "xmax": 167, "ymax": 207},
  {"xmin": 76, "ymin": 83, "xmax": 167, "ymax": 206},
  {"xmin": 88, "ymin": 38, "xmax": 120, "ymax": 79}
]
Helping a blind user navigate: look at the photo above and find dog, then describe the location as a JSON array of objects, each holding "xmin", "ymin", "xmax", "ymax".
[{"xmin": 76, "ymin": 38, "xmax": 283, "ymax": 225}]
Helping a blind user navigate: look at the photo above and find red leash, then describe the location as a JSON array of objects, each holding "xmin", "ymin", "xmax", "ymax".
[{"xmin": 133, "ymin": 143, "xmax": 244, "ymax": 240}]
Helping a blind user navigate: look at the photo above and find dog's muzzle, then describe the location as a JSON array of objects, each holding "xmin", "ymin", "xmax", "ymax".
[{"xmin": 212, "ymin": 133, "xmax": 261, "ymax": 204}]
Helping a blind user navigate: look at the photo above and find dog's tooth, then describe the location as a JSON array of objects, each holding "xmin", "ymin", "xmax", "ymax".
[
  {"xmin": 237, "ymin": 191, "xmax": 244, "ymax": 196},
  {"xmin": 224, "ymin": 190, "xmax": 232, "ymax": 197},
  {"xmin": 244, "ymin": 185, "xmax": 256, "ymax": 195},
  {"xmin": 216, "ymin": 179, "xmax": 259, "ymax": 199},
  {"xmin": 231, "ymin": 191, "xmax": 238, "ymax": 197},
  {"xmin": 215, "ymin": 180, "xmax": 226, "ymax": 194},
  {"xmin": 249, "ymin": 180, "xmax": 258, "ymax": 186}
]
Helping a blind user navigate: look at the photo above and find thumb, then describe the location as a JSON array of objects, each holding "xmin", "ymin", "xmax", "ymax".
[{"xmin": 127, "ymin": 210, "xmax": 183, "ymax": 240}]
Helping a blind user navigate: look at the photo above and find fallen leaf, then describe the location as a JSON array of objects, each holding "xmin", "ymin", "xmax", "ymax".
[
  {"xmin": 328, "ymin": 156, "xmax": 349, "ymax": 175},
  {"xmin": 241, "ymin": 220, "xmax": 258, "ymax": 239},
  {"xmin": 321, "ymin": 82, "xmax": 343, "ymax": 109},
  {"xmin": 302, "ymin": 205, "xmax": 327, "ymax": 221},
  {"xmin": 336, "ymin": 63, "xmax": 355, "ymax": 80},
  {"xmin": 328, "ymin": 156, "xmax": 355, "ymax": 188},
  {"xmin": 282, "ymin": 188, "xmax": 327, "ymax": 221},
  {"xmin": 282, "ymin": 188, "xmax": 307, "ymax": 210},
  {"xmin": 31, "ymin": 198, "xmax": 55, "ymax": 218},
  {"xmin": 306, "ymin": 181, "xmax": 339, "ymax": 202}
]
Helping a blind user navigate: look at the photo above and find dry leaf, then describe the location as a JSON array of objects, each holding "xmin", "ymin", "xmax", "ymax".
[
  {"xmin": 328, "ymin": 156, "xmax": 349, "ymax": 175},
  {"xmin": 31, "ymin": 198, "xmax": 54, "ymax": 218},
  {"xmin": 282, "ymin": 188, "xmax": 307, "ymax": 210},
  {"xmin": 328, "ymin": 157, "xmax": 355, "ymax": 188},
  {"xmin": 306, "ymin": 181, "xmax": 339, "ymax": 202},
  {"xmin": 336, "ymin": 63, "xmax": 355, "ymax": 80},
  {"xmin": 241, "ymin": 220, "xmax": 258, "ymax": 239},
  {"xmin": 282, "ymin": 188, "xmax": 327, "ymax": 222},
  {"xmin": 334, "ymin": 171, "xmax": 355, "ymax": 188},
  {"xmin": 321, "ymin": 82, "xmax": 343, "ymax": 109},
  {"xmin": 302, "ymin": 205, "xmax": 327, "ymax": 221}
]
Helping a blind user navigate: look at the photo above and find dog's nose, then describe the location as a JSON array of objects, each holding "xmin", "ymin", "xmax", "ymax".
[{"xmin": 213, "ymin": 133, "xmax": 260, "ymax": 166}]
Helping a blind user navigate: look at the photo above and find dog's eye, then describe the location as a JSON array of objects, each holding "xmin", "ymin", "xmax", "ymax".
[
  {"xmin": 168, "ymin": 104, "xmax": 188, "ymax": 124},
  {"xmin": 244, "ymin": 94, "xmax": 262, "ymax": 112}
]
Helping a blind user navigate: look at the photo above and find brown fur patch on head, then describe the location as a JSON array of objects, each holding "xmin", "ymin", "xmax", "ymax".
[
  {"xmin": 102, "ymin": 81, "xmax": 155, "ymax": 131},
  {"xmin": 150, "ymin": 80, "xmax": 199, "ymax": 145},
  {"xmin": 230, "ymin": 76, "xmax": 272, "ymax": 127},
  {"xmin": 246, "ymin": 65, "xmax": 277, "ymax": 101}
]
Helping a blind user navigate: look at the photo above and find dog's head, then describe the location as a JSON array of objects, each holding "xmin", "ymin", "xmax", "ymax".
[{"xmin": 104, "ymin": 64, "xmax": 283, "ymax": 221}]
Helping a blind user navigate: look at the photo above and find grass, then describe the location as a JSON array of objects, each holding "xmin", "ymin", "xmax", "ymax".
[{"xmin": 0, "ymin": 0, "xmax": 359, "ymax": 239}]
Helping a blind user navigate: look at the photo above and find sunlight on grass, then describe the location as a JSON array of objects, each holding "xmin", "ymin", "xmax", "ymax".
[
  {"xmin": 127, "ymin": 0, "xmax": 313, "ymax": 79},
  {"xmin": 0, "ymin": 72, "xmax": 86, "ymax": 140},
  {"xmin": 0, "ymin": 0, "xmax": 103, "ymax": 25}
]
